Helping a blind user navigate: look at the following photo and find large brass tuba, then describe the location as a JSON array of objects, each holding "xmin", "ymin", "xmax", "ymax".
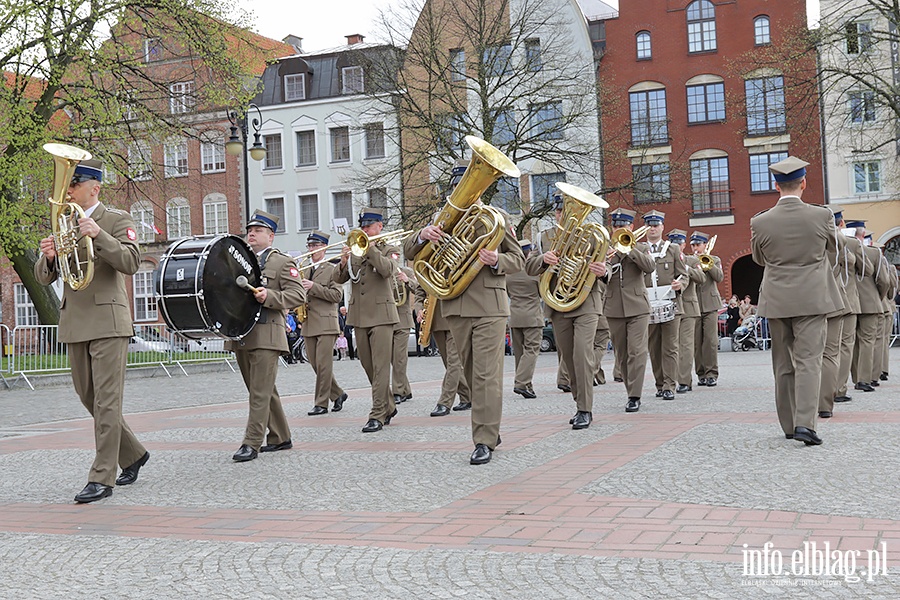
[
  {"xmin": 414, "ymin": 136, "xmax": 521, "ymax": 300},
  {"xmin": 539, "ymin": 183, "xmax": 610, "ymax": 312},
  {"xmin": 43, "ymin": 143, "xmax": 95, "ymax": 291},
  {"xmin": 698, "ymin": 235, "xmax": 718, "ymax": 271}
]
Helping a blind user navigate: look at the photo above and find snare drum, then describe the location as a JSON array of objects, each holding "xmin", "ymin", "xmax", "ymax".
[
  {"xmin": 156, "ymin": 235, "xmax": 262, "ymax": 340},
  {"xmin": 649, "ymin": 300, "xmax": 676, "ymax": 324}
]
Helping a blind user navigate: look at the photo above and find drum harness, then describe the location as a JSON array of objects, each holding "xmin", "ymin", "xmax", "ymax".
[{"xmin": 255, "ymin": 248, "xmax": 275, "ymax": 324}]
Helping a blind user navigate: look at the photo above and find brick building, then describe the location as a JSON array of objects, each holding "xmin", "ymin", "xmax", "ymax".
[{"xmin": 594, "ymin": 0, "xmax": 822, "ymax": 301}]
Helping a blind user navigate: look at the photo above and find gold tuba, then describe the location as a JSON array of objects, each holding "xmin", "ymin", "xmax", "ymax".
[
  {"xmin": 539, "ymin": 183, "xmax": 610, "ymax": 312},
  {"xmin": 43, "ymin": 143, "xmax": 95, "ymax": 291},
  {"xmin": 609, "ymin": 224, "xmax": 650, "ymax": 255},
  {"xmin": 414, "ymin": 136, "xmax": 521, "ymax": 300},
  {"xmin": 698, "ymin": 235, "xmax": 718, "ymax": 271}
]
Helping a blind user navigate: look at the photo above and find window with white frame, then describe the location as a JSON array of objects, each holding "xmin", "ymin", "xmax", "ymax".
[
  {"xmin": 849, "ymin": 90, "xmax": 877, "ymax": 124},
  {"xmin": 341, "ymin": 66, "xmax": 364, "ymax": 94},
  {"xmin": 630, "ymin": 88, "xmax": 668, "ymax": 146},
  {"xmin": 636, "ymin": 31, "xmax": 652, "ymax": 60},
  {"xmin": 690, "ymin": 156, "xmax": 731, "ymax": 214},
  {"xmin": 203, "ymin": 195, "xmax": 228, "ymax": 235},
  {"xmin": 483, "ymin": 44, "xmax": 512, "ymax": 78},
  {"xmin": 491, "ymin": 108, "xmax": 516, "ymax": 145},
  {"xmin": 846, "ymin": 21, "xmax": 872, "ymax": 55},
  {"xmin": 144, "ymin": 37, "xmax": 162, "ymax": 62},
  {"xmin": 525, "ymin": 39, "xmax": 542, "ymax": 71},
  {"xmin": 265, "ymin": 197, "xmax": 285, "ymax": 229},
  {"xmin": 298, "ymin": 194, "xmax": 319, "ymax": 230},
  {"xmin": 284, "ymin": 74, "xmax": 306, "ymax": 101},
  {"xmin": 201, "ymin": 138, "xmax": 226, "ymax": 173},
  {"xmin": 166, "ymin": 197, "xmax": 191, "ymax": 239},
  {"xmin": 745, "ymin": 76, "xmax": 785, "ymax": 135},
  {"xmin": 169, "ymin": 81, "xmax": 195, "ymax": 114},
  {"xmin": 163, "ymin": 139, "xmax": 189, "ymax": 178},
  {"xmin": 450, "ymin": 48, "xmax": 465, "ymax": 81},
  {"xmin": 130, "ymin": 201, "xmax": 156, "ymax": 243},
  {"xmin": 365, "ymin": 123, "xmax": 385, "ymax": 159},
  {"xmin": 530, "ymin": 172, "xmax": 566, "ymax": 208},
  {"xmin": 128, "ymin": 141, "xmax": 152, "ymax": 181},
  {"xmin": 121, "ymin": 89, "xmax": 137, "ymax": 121},
  {"xmin": 333, "ymin": 191, "xmax": 354, "ymax": 224},
  {"xmin": 633, "ymin": 163, "xmax": 671, "ymax": 203},
  {"xmin": 754, "ymin": 16, "xmax": 771, "ymax": 45},
  {"xmin": 368, "ymin": 188, "xmax": 388, "ymax": 221},
  {"xmin": 102, "ymin": 164, "xmax": 118, "ymax": 185},
  {"xmin": 330, "ymin": 127, "xmax": 350, "ymax": 163},
  {"xmin": 853, "ymin": 161, "xmax": 881, "ymax": 194},
  {"xmin": 687, "ymin": 0, "xmax": 717, "ymax": 53},
  {"xmin": 133, "ymin": 270, "xmax": 157, "ymax": 322},
  {"xmin": 296, "ymin": 130, "xmax": 316, "ymax": 166},
  {"xmin": 528, "ymin": 101, "xmax": 563, "ymax": 141},
  {"xmin": 263, "ymin": 133, "xmax": 283, "ymax": 170},
  {"xmin": 687, "ymin": 82, "xmax": 725, "ymax": 123},
  {"xmin": 749, "ymin": 151, "xmax": 787, "ymax": 192},
  {"xmin": 14, "ymin": 283, "xmax": 38, "ymax": 326}
]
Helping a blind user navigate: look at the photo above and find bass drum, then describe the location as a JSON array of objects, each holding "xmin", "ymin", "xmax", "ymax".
[{"xmin": 156, "ymin": 235, "xmax": 262, "ymax": 340}]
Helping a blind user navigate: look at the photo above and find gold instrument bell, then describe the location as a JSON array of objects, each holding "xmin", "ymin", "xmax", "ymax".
[{"xmin": 698, "ymin": 235, "xmax": 718, "ymax": 271}]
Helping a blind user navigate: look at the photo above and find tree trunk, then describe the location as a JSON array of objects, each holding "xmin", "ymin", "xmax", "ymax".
[{"xmin": 9, "ymin": 249, "xmax": 60, "ymax": 326}]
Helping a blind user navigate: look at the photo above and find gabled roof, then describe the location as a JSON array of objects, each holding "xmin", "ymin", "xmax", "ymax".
[{"xmin": 576, "ymin": 0, "xmax": 618, "ymax": 21}]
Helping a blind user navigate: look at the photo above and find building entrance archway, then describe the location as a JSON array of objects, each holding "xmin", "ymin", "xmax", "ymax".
[{"xmin": 730, "ymin": 254, "xmax": 763, "ymax": 304}]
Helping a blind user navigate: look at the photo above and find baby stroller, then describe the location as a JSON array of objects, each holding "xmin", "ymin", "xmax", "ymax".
[{"xmin": 731, "ymin": 315, "xmax": 759, "ymax": 351}]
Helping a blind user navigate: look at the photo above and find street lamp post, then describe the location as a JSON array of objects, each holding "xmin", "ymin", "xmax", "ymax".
[{"xmin": 225, "ymin": 103, "xmax": 267, "ymax": 226}]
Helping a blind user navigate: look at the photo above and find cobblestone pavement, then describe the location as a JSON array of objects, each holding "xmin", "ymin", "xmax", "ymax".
[{"xmin": 1, "ymin": 348, "xmax": 899, "ymax": 598}]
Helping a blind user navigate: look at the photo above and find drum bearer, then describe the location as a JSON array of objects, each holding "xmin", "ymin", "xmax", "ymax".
[
  {"xmin": 642, "ymin": 211, "xmax": 686, "ymax": 401},
  {"xmin": 229, "ymin": 210, "xmax": 306, "ymax": 462}
]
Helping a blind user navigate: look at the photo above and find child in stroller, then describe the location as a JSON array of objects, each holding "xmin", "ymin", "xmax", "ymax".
[{"xmin": 731, "ymin": 314, "xmax": 758, "ymax": 351}]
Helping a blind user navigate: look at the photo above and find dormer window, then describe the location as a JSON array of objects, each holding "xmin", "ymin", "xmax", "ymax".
[
  {"xmin": 285, "ymin": 74, "xmax": 306, "ymax": 101},
  {"xmin": 342, "ymin": 66, "xmax": 364, "ymax": 94}
]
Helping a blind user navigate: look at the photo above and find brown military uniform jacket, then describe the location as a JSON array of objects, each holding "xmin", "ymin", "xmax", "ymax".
[
  {"xmin": 34, "ymin": 203, "xmax": 140, "ymax": 343},
  {"xmin": 524, "ymin": 228, "xmax": 604, "ymax": 318},
  {"xmin": 602, "ymin": 242, "xmax": 656, "ymax": 318},
  {"xmin": 335, "ymin": 242, "xmax": 400, "ymax": 327},
  {"xmin": 856, "ymin": 244, "xmax": 887, "ymax": 315},
  {"xmin": 394, "ymin": 265, "xmax": 419, "ymax": 330},
  {"xmin": 695, "ymin": 255, "xmax": 724, "ymax": 315},
  {"xmin": 300, "ymin": 260, "xmax": 343, "ymax": 338},
  {"xmin": 226, "ymin": 249, "xmax": 306, "ymax": 352},
  {"xmin": 506, "ymin": 255, "xmax": 544, "ymax": 327},
  {"xmin": 837, "ymin": 234, "xmax": 863, "ymax": 314},
  {"xmin": 678, "ymin": 254, "xmax": 705, "ymax": 317}
]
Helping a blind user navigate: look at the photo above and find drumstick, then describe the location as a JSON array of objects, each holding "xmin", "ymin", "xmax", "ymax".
[{"xmin": 235, "ymin": 275, "xmax": 262, "ymax": 294}]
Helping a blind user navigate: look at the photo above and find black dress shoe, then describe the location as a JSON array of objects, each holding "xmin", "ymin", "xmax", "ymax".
[
  {"xmin": 385, "ymin": 408, "xmax": 398, "ymax": 424},
  {"xmin": 430, "ymin": 405, "xmax": 450, "ymax": 417},
  {"xmin": 655, "ymin": 390, "xmax": 663, "ymax": 397},
  {"xmin": 513, "ymin": 387, "xmax": 537, "ymax": 399},
  {"xmin": 613, "ymin": 377, "xmax": 623, "ymax": 383},
  {"xmin": 332, "ymin": 393, "xmax": 348, "ymax": 412},
  {"xmin": 785, "ymin": 433, "xmax": 794, "ymax": 440},
  {"xmin": 260, "ymin": 440, "xmax": 293, "ymax": 452},
  {"xmin": 452, "ymin": 402, "xmax": 472, "ymax": 411},
  {"xmin": 697, "ymin": 378, "xmax": 708, "ymax": 386},
  {"xmin": 394, "ymin": 394, "xmax": 405, "ymax": 404},
  {"xmin": 232, "ymin": 444, "xmax": 258, "ymax": 462},
  {"xmin": 470, "ymin": 444, "xmax": 492, "ymax": 465},
  {"xmin": 880, "ymin": 372, "xmax": 888, "ymax": 381},
  {"xmin": 74, "ymin": 482, "xmax": 112, "ymax": 504},
  {"xmin": 871, "ymin": 380, "xmax": 880, "ymax": 387},
  {"xmin": 818, "ymin": 411, "xmax": 833, "ymax": 419},
  {"xmin": 855, "ymin": 381, "xmax": 875, "ymax": 392},
  {"xmin": 662, "ymin": 390, "xmax": 675, "ymax": 401},
  {"xmin": 308, "ymin": 406, "xmax": 328, "ymax": 416},
  {"xmin": 361, "ymin": 419, "xmax": 383, "ymax": 433},
  {"xmin": 833, "ymin": 395, "xmax": 852, "ymax": 403},
  {"xmin": 793, "ymin": 426, "xmax": 822, "ymax": 446},
  {"xmin": 569, "ymin": 413, "xmax": 577, "ymax": 425},
  {"xmin": 115, "ymin": 451, "xmax": 150, "ymax": 486},
  {"xmin": 676, "ymin": 384, "xmax": 692, "ymax": 394},
  {"xmin": 402, "ymin": 393, "xmax": 413, "ymax": 402},
  {"xmin": 558, "ymin": 384, "xmax": 572, "ymax": 393},
  {"xmin": 572, "ymin": 411, "xmax": 592, "ymax": 430},
  {"xmin": 625, "ymin": 397, "xmax": 641, "ymax": 413},
  {"xmin": 706, "ymin": 377, "xmax": 717, "ymax": 387}
]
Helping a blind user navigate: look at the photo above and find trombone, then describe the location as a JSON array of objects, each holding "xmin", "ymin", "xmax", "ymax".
[
  {"xmin": 345, "ymin": 228, "xmax": 414, "ymax": 257},
  {"xmin": 609, "ymin": 225, "xmax": 650, "ymax": 255},
  {"xmin": 698, "ymin": 235, "xmax": 718, "ymax": 271}
]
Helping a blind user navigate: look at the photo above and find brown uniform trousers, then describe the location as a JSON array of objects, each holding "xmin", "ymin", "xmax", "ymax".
[
  {"xmin": 819, "ymin": 234, "xmax": 854, "ymax": 413},
  {"xmin": 414, "ymin": 287, "xmax": 470, "ymax": 408},
  {"xmin": 392, "ymin": 266, "xmax": 418, "ymax": 399},
  {"xmin": 694, "ymin": 256, "xmax": 724, "ymax": 380},
  {"xmin": 835, "ymin": 237, "xmax": 863, "ymax": 398},
  {"xmin": 506, "ymin": 265, "xmax": 543, "ymax": 391},
  {"xmin": 34, "ymin": 203, "xmax": 146, "ymax": 487},
  {"xmin": 300, "ymin": 261, "xmax": 345, "ymax": 409},
  {"xmin": 226, "ymin": 249, "xmax": 306, "ymax": 450},
  {"xmin": 645, "ymin": 241, "xmax": 687, "ymax": 394},
  {"xmin": 677, "ymin": 255, "xmax": 704, "ymax": 387},
  {"xmin": 852, "ymin": 244, "xmax": 890, "ymax": 386}
]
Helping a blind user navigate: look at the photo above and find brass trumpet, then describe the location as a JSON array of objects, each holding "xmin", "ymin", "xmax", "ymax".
[
  {"xmin": 609, "ymin": 225, "xmax": 650, "ymax": 255},
  {"xmin": 346, "ymin": 228, "xmax": 414, "ymax": 257},
  {"xmin": 698, "ymin": 235, "xmax": 718, "ymax": 271}
]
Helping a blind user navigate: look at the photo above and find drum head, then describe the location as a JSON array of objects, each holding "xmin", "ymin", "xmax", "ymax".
[{"xmin": 201, "ymin": 236, "xmax": 262, "ymax": 339}]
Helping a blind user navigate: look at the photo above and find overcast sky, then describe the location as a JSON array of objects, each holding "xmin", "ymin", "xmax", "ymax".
[{"xmin": 247, "ymin": 0, "xmax": 821, "ymax": 53}]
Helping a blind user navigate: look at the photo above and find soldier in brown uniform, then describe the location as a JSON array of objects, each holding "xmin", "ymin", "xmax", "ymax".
[
  {"xmin": 507, "ymin": 239, "xmax": 544, "ymax": 399},
  {"xmin": 335, "ymin": 207, "xmax": 400, "ymax": 432},
  {"xmin": 391, "ymin": 261, "xmax": 418, "ymax": 404},
  {"xmin": 832, "ymin": 212, "xmax": 863, "ymax": 404},
  {"xmin": 603, "ymin": 208, "xmax": 655, "ymax": 413},
  {"xmin": 850, "ymin": 224, "xmax": 890, "ymax": 392},
  {"xmin": 666, "ymin": 229, "xmax": 704, "ymax": 393},
  {"xmin": 690, "ymin": 231, "xmax": 723, "ymax": 387},
  {"xmin": 751, "ymin": 156, "xmax": 841, "ymax": 445},
  {"xmin": 871, "ymin": 246, "xmax": 895, "ymax": 384},
  {"xmin": 641, "ymin": 211, "xmax": 687, "ymax": 401},
  {"xmin": 36, "ymin": 159, "xmax": 149, "ymax": 503},
  {"xmin": 228, "ymin": 211, "xmax": 306, "ymax": 462},
  {"xmin": 404, "ymin": 196, "xmax": 524, "ymax": 465},
  {"xmin": 300, "ymin": 231, "xmax": 348, "ymax": 416},
  {"xmin": 414, "ymin": 287, "xmax": 471, "ymax": 416}
]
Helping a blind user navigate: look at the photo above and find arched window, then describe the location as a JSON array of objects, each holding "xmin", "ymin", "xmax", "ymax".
[
  {"xmin": 166, "ymin": 197, "xmax": 191, "ymax": 240},
  {"xmin": 689, "ymin": 149, "xmax": 731, "ymax": 215},
  {"xmin": 636, "ymin": 31, "xmax": 652, "ymax": 60},
  {"xmin": 754, "ymin": 16, "xmax": 771, "ymax": 45},
  {"xmin": 629, "ymin": 82, "xmax": 668, "ymax": 146},
  {"xmin": 687, "ymin": 1, "xmax": 717, "ymax": 53},
  {"xmin": 130, "ymin": 201, "xmax": 156, "ymax": 243}
]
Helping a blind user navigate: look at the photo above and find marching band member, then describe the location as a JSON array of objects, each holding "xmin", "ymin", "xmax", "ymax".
[
  {"xmin": 228, "ymin": 210, "xmax": 306, "ymax": 462},
  {"xmin": 641, "ymin": 211, "xmax": 686, "ymax": 402},
  {"xmin": 335, "ymin": 207, "xmax": 401, "ymax": 433},
  {"xmin": 300, "ymin": 230, "xmax": 348, "ymax": 416},
  {"xmin": 849, "ymin": 223, "xmax": 889, "ymax": 393},
  {"xmin": 690, "ymin": 231, "xmax": 723, "ymax": 387},
  {"xmin": 391, "ymin": 262, "xmax": 418, "ymax": 405},
  {"xmin": 831, "ymin": 211, "xmax": 863, "ymax": 404},
  {"xmin": 507, "ymin": 239, "xmax": 544, "ymax": 399},
  {"xmin": 666, "ymin": 229, "xmax": 704, "ymax": 394}
]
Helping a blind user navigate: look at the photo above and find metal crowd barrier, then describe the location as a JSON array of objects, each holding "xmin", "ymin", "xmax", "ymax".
[
  {"xmin": 3, "ymin": 324, "xmax": 236, "ymax": 390},
  {"xmin": 891, "ymin": 307, "xmax": 899, "ymax": 348}
]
